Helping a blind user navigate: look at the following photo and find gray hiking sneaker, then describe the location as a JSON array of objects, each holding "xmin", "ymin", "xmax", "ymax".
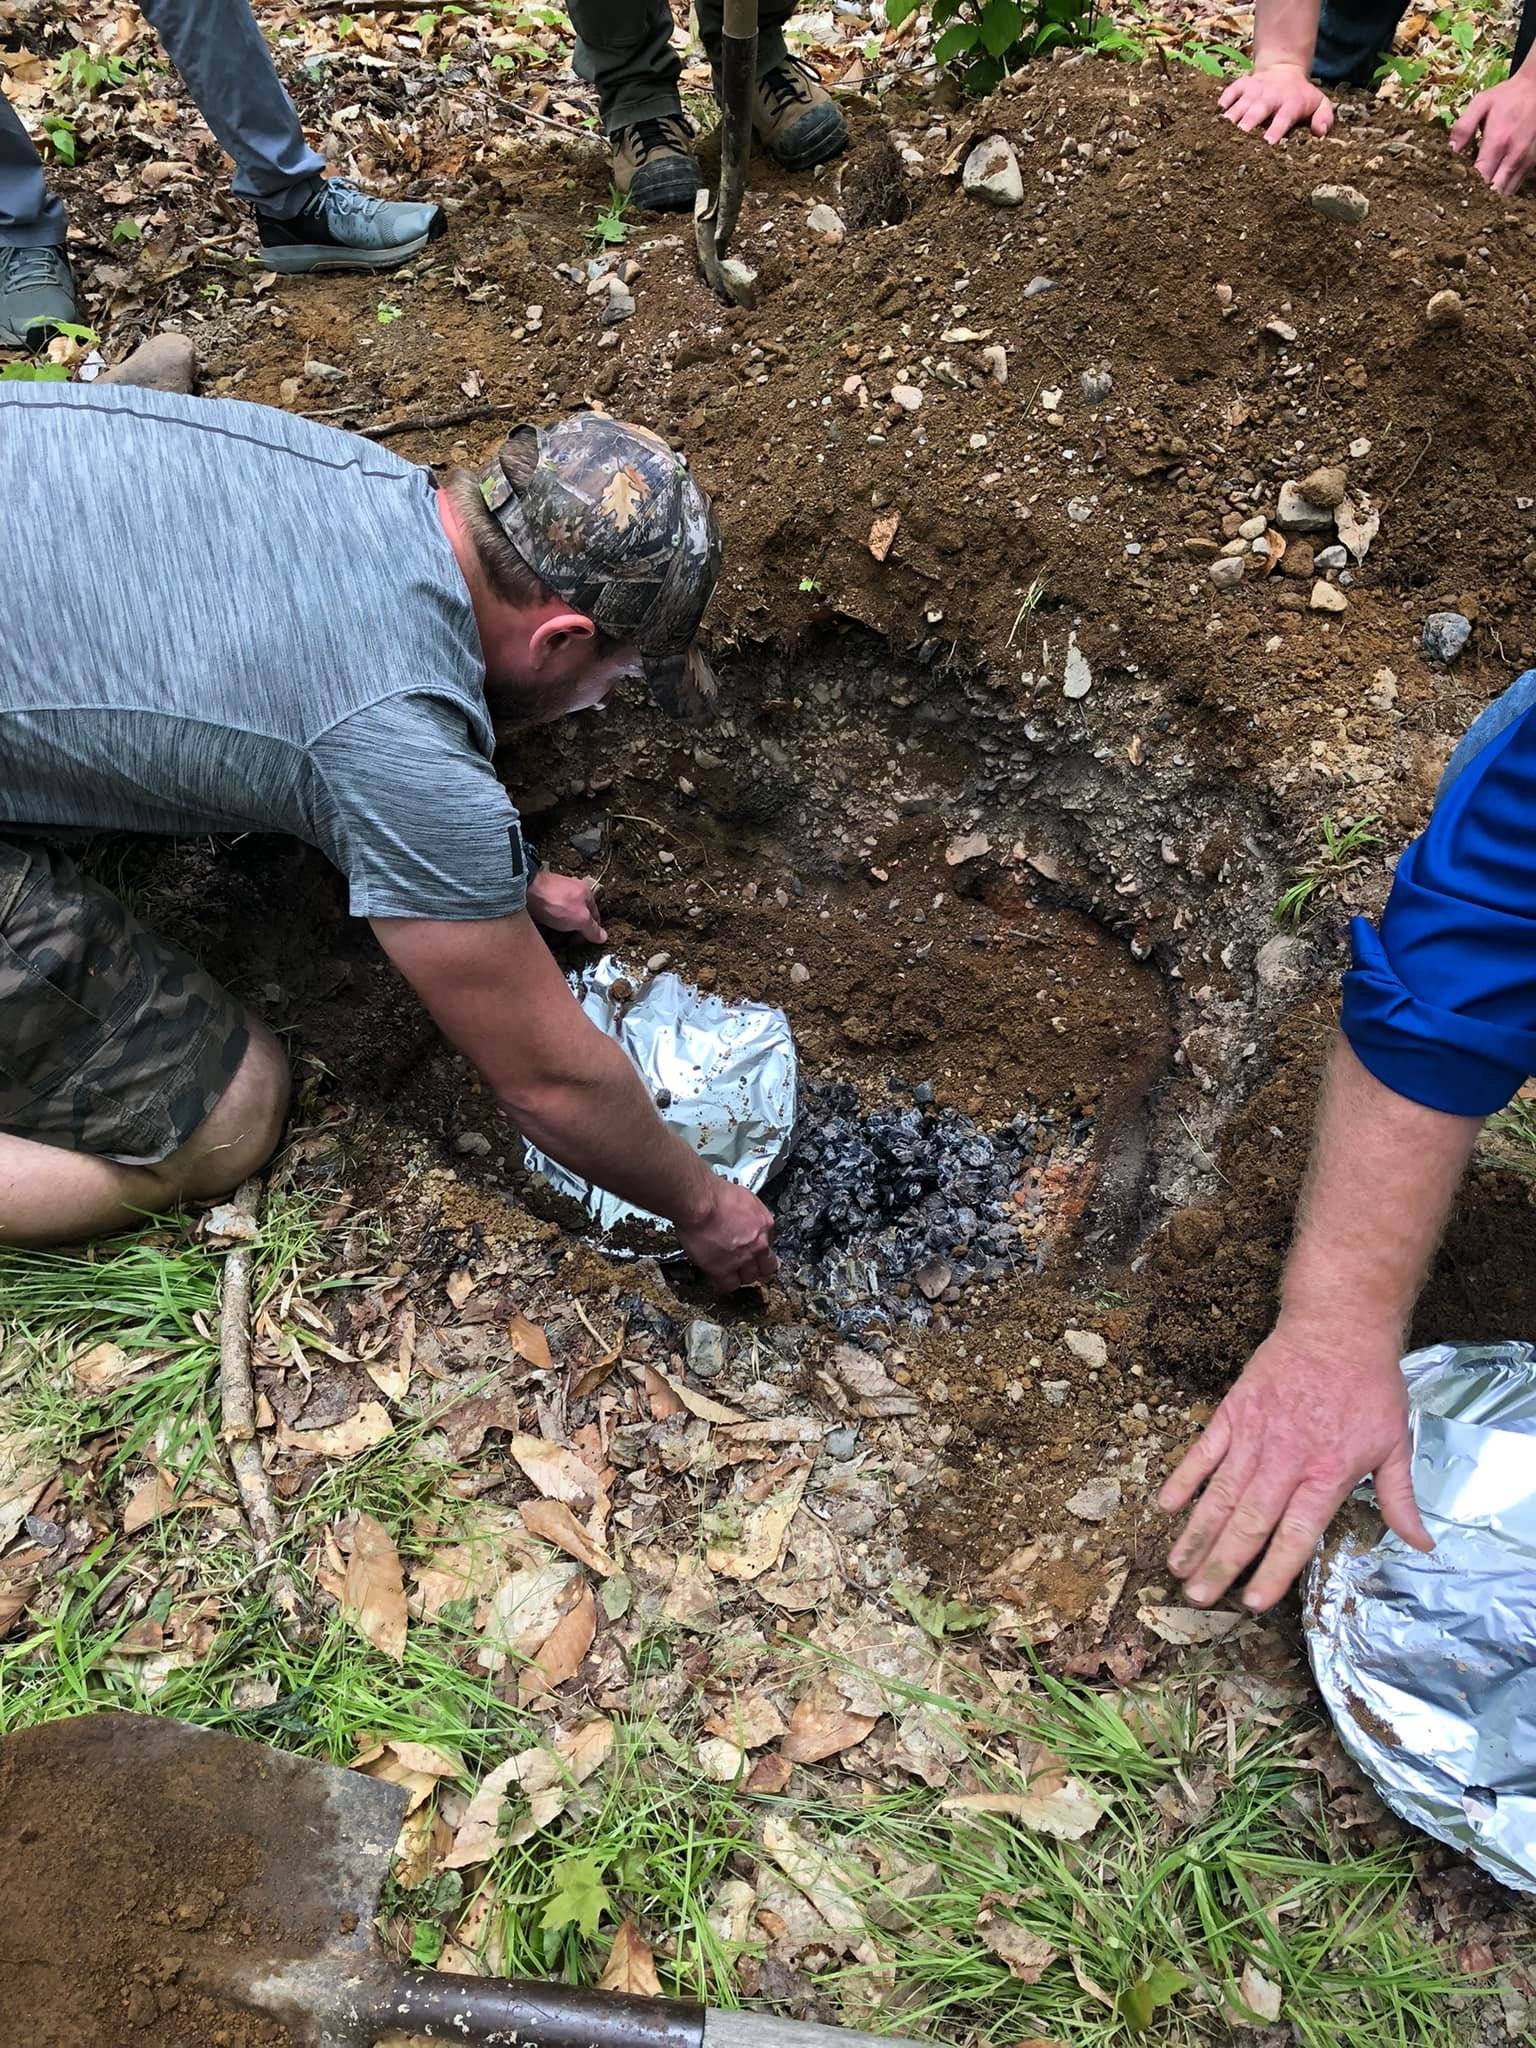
[
  {"xmin": 0, "ymin": 244, "xmax": 77, "ymax": 348},
  {"xmin": 611, "ymin": 116, "xmax": 702, "ymax": 213},
  {"xmin": 254, "ymin": 177, "xmax": 445, "ymax": 274},
  {"xmin": 753, "ymin": 56, "xmax": 848, "ymax": 171}
]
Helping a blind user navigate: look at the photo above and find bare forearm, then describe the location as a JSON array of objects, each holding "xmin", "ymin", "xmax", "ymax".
[
  {"xmin": 1280, "ymin": 1035, "xmax": 1482, "ymax": 1344},
  {"xmin": 1253, "ymin": 0, "xmax": 1322, "ymax": 72},
  {"xmin": 510, "ymin": 1038, "xmax": 715, "ymax": 1228}
]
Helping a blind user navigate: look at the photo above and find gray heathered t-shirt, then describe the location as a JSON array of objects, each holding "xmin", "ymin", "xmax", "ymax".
[{"xmin": 0, "ymin": 382, "xmax": 528, "ymax": 922}]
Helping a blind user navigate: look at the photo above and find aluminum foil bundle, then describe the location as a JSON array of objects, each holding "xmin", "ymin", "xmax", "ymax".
[
  {"xmin": 1305, "ymin": 1342, "xmax": 1536, "ymax": 1893},
  {"xmin": 524, "ymin": 954, "xmax": 797, "ymax": 1244}
]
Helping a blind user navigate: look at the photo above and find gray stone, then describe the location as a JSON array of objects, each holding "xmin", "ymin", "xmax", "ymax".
[
  {"xmin": 1314, "ymin": 543, "xmax": 1348, "ymax": 569},
  {"xmin": 100, "ymin": 333, "xmax": 197, "ymax": 393},
  {"xmin": 1309, "ymin": 181, "xmax": 1369, "ymax": 225},
  {"xmin": 1023, "ymin": 274, "xmax": 1055, "ymax": 298},
  {"xmin": 962, "ymin": 133, "xmax": 1024, "ymax": 208},
  {"xmin": 1310, "ymin": 581, "xmax": 1348, "ymax": 613},
  {"xmin": 1066, "ymin": 1476, "xmax": 1122, "ymax": 1522},
  {"xmin": 1426, "ymin": 288, "xmax": 1465, "ymax": 329},
  {"xmin": 454, "ymin": 1131, "xmax": 492, "ymax": 1157},
  {"xmin": 600, "ymin": 289, "xmax": 636, "ymax": 326},
  {"xmin": 806, "ymin": 202, "xmax": 845, "ymax": 242},
  {"xmin": 1040, "ymin": 1379, "xmax": 1072, "ymax": 1406},
  {"xmin": 1298, "ymin": 465, "xmax": 1347, "ymax": 509},
  {"xmin": 1079, "ymin": 366, "xmax": 1113, "ymax": 402},
  {"xmin": 569, "ymin": 824, "xmax": 605, "ymax": 858},
  {"xmin": 687, "ymin": 1320, "xmax": 728, "ymax": 1380},
  {"xmin": 1423, "ymin": 610, "xmax": 1472, "ymax": 662},
  {"xmin": 1063, "ymin": 1328, "xmax": 1108, "ymax": 1369},
  {"xmin": 1208, "ymin": 555, "xmax": 1245, "ymax": 588},
  {"xmin": 1238, "ymin": 515, "xmax": 1267, "ymax": 540},
  {"xmin": 303, "ymin": 359, "xmax": 346, "ymax": 386},
  {"xmin": 1276, "ymin": 480, "xmax": 1336, "ymax": 532},
  {"xmin": 824, "ymin": 1426, "xmax": 860, "ymax": 1460},
  {"xmin": 1256, "ymin": 933, "xmax": 1305, "ymax": 995}
]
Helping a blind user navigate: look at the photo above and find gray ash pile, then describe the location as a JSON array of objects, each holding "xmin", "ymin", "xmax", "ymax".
[{"xmin": 771, "ymin": 1081, "xmax": 1091, "ymax": 1336}]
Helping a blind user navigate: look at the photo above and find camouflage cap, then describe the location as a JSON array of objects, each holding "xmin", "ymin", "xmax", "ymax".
[{"xmin": 480, "ymin": 414, "xmax": 723, "ymax": 720}]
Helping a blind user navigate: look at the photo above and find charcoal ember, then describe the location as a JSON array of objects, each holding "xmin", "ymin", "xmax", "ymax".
[{"xmin": 770, "ymin": 1079, "xmax": 1079, "ymax": 1336}]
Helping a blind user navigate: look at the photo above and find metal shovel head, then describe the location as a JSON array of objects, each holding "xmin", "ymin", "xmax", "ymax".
[{"xmin": 0, "ymin": 1710, "xmax": 409, "ymax": 2047}]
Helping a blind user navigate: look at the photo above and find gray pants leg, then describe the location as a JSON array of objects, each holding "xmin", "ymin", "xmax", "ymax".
[
  {"xmin": 137, "ymin": 0, "xmax": 326, "ymax": 216},
  {"xmin": 0, "ymin": 94, "xmax": 68, "ymax": 244},
  {"xmin": 568, "ymin": 0, "xmax": 796, "ymax": 134}
]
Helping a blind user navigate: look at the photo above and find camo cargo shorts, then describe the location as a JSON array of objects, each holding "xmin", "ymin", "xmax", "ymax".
[{"xmin": 0, "ymin": 838, "xmax": 249, "ymax": 1166}]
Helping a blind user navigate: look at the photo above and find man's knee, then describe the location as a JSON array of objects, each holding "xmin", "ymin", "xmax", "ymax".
[{"xmin": 158, "ymin": 1020, "xmax": 290, "ymax": 1201}]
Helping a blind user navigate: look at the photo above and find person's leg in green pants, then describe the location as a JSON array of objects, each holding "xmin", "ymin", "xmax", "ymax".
[{"xmin": 567, "ymin": 0, "xmax": 846, "ymax": 213}]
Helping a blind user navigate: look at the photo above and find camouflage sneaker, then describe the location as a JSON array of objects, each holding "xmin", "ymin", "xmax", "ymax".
[
  {"xmin": 753, "ymin": 56, "xmax": 848, "ymax": 172},
  {"xmin": 0, "ymin": 244, "xmax": 76, "ymax": 349},
  {"xmin": 611, "ymin": 116, "xmax": 701, "ymax": 214}
]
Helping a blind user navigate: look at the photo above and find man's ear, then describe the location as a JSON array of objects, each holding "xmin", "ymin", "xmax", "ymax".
[{"xmin": 528, "ymin": 610, "xmax": 596, "ymax": 665}]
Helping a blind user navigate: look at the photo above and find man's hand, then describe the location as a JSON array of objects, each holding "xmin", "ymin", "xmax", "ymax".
[
  {"xmin": 1219, "ymin": 65, "xmax": 1335, "ymax": 143},
  {"xmin": 528, "ymin": 871, "xmax": 606, "ymax": 944},
  {"xmin": 676, "ymin": 1177, "xmax": 779, "ymax": 1293},
  {"xmin": 1451, "ymin": 73, "xmax": 1536, "ymax": 195},
  {"xmin": 1160, "ymin": 1320, "xmax": 1433, "ymax": 1610}
]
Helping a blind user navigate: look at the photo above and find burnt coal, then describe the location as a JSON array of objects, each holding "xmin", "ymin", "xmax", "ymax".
[{"xmin": 771, "ymin": 1081, "xmax": 1087, "ymax": 1337}]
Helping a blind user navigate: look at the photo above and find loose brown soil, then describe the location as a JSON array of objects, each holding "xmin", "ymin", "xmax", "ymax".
[
  {"xmin": 0, "ymin": 1713, "xmax": 398, "ymax": 2046},
  {"xmin": 44, "ymin": 51, "xmax": 1536, "ymax": 1601}
]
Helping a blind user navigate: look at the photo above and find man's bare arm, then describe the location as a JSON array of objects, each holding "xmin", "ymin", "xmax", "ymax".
[
  {"xmin": 1219, "ymin": 0, "xmax": 1334, "ymax": 143},
  {"xmin": 373, "ymin": 912, "xmax": 777, "ymax": 1291},
  {"xmin": 1161, "ymin": 1035, "xmax": 1481, "ymax": 1609}
]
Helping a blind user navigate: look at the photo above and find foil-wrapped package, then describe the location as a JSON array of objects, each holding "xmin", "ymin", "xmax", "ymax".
[
  {"xmin": 1305, "ymin": 1342, "xmax": 1536, "ymax": 1893},
  {"xmin": 524, "ymin": 954, "xmax": 798, "ymax": 1245}
]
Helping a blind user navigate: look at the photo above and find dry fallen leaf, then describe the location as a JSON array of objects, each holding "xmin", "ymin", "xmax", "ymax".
[
  {"xmin": 650, "ymin": 1369, "xmax": 746, "ymax": 1425},
  {"xmin": 977, "ymin": 1917, "xmax": 1059, "ymax": 1984},
  {"xmin": 1227, "ymin": 1959, "xmax": 1282, "ymax": 2024},
  {"xmin": 0, "ymin": 1433, "xmax": 50, "ymax": 1552},
  {"xmin": 508, "ymin": 1312, "xmax": 552, "ymax": 1369},
  {"xmin": 519, "ymin": 1581, "xmax": 597, "ymax": 1702},
  {"xmin": 365, "ymin": 1301, "xmax": 414, "ymax": 1403},
  {"xmin": 276, "ymin": 1401, "xmax": 394, "ymax": 1460},
  {"xmin": 780, "ymin": 1690, "xmax": 880, "ymax": 1764},
  {"xmin": 445, "ymin": 1268, "xmax": 477, "ymax": 1309},
  {"xmin": 598, "ymin": 1918, "xmax": 662, "ymax": 1997},
  {"xmin": 760, "ymin": 1815, "xmax": 867, "ymax": 1937},
  {"xmin": 479, "ymin": 1558, "xmax": 583, "ymax": 1667},
  {"xmin": 518, "ymin": 1498, "xmax": 616, "ymax": 1576},
  {"xmin": 943, "ymin": 1779, "xmax": 1106, "ymax": 1842},
  {"xmin": 661, "ymin": 1553, "xmax": 722, "ymax": 1631},
  {"xmin": 705, "ymin": 1466, "xmax": 809, "ymax": 1581},
  {"xmin": 446, "ymin": 1719, "xmax": 613, "ymax": 1867},
  {"xmin": 71, "ymin": 1340, "xmax": 140, "ymax": 1391},
  {"xmin": 122, "ymin": 1470, "xmax": 214, "ymax": 1536},
  {"xmin": 1138, "ymin": 1604, "xmax": 1244, "ymax": 1646},
  {"xmin": 826, "ymin": 1343, "xmax": 922, "ymax": 1418},
  {"xmin": 642, "ymin": 1365, "xmax": 686, "ymax": 1420},
  {"xmin": 696, "ymin": 1737, "xmax": 749, "ymax": 1782},
  {"xmin": 509, "ymin": 1434, "xmax": 603, "ymax": 1512},
  {"xmin": 342, "ymin": 1512, "xmax": 409, "ymax": 1661},
  {"xmin": 705, "ymin": 1692, "xmax": 787, "ymax": 1749}
]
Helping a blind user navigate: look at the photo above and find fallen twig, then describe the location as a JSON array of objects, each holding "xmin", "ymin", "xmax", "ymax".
[
  {"xmin": 360, "ymin": 402, "xmax": 523, "ymax": 441},
  {"xmin": 217, "ymin": 1178, "xmax": 303, "ymax": 1619}
]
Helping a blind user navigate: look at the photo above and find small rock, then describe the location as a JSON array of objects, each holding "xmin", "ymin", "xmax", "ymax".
[
  {"xmin": 1214, "ymin": 281, "xmax": 1234, "ymax": 307},
  {"xmin": 454, "ymin": 1131, "xmax": 492, "ymax": 1157},
  {"xmin": 1276, "ymin": 481, "xmax": 1335, "ymax": 532},
  {"xmin": 1309, "ymin": 181, "xmax": 1369, "ymax": 225},
  {"xmin": 1220, "ymin": 537, "xmax": 1249, "ymax": 558},
  {"xmin": 806, "ymin": 202, "xmax": 845, "ymax": 242},
  {"xmin": 841, "ymin": 372, "xmax": 869, "ymax": 410},
  {"xmin": 1279, "ymin": 538, "xmax": 1315, "ymax": 580},
  {"xmin": 1039, "ymin": 386, "xmax": 1063, "ymax": 412},
  {"xmin": 889, "ymin": 382, "xmax": 923, "ymax": 412},
  {"xmin": 1079, "ymin": 366, "xmax": 1113, "ymax": 402},
  {"xmin": 600, "ymin": 290, "xmax": 635, "ymax": 326},
  {"xmin": 946, "ymin": 830, "xmax": 990, "ymax": 865},
  {"xmin": 1426, "ymin": 288, "xmax": 1465, "ymax": 330},
  {"xmin": 1365, "ymin": 667, "xmax": 1399, "ymax": 712},
  {"xmin": 1062, "ymin": 635, "xmax": 1093, "ymax": 699},
  {"xmin": 1208, "ymin": 555, "xmax": 1245, "ymax": 588},
  {"xmin": 1350, "ymin": 435, "xmax": 1372, "ymax": 457},
  {"xmin": 100, "ymin": 333, "xmax": 197, "ymax": 393},
  {"xmin": 1423, "ymin": 610, "xmax": 1472, "ymax": 662},
  {"xmin": 912, "ymin": 1081, "xmax": 935, "ymax": 1106},
  {"xmin": 981, "ymin": 343, "xmax": 1008, "ymax": 383},
  {"xmin": 824, "ymin": 1426, "xmax": 860, "ymax": 1460},
  {"xmin": 1066, "ymin": 497, "xmax": 1094, "ymax": 523},
  {"xmin": 1255, "ymin": 933, "xmax": 1305, "ymax": 995},
  {"xmin": 1310, "ymin": 581, "xmax": 1348, "ymax": 613},
  {"xmin": 720, "ymin": 258, "xmax": 758, "ymax": 306},
  {"xmin": 1063, "ymin": 1328, "xmax": 1108, "ymax": 1369},
  {"xmin": 303, "ymin": 359, "xmax": 345, "ymax": 386},
  {"xmin": 915, "ymin": 1258, "xmax": 952, "ymax": 1301},
  {"xmin": 1298, "ymin": 465, "xmax": 1347, "ymax": 509},
  {"xmin": 646, "ymin": 951, "xmax": 672, "ymax": 972},
  {"xmin": 1263, "ymin": 317, "xmax": 1298, "ymax": 344},
  {"xmin": 1066, "ymin": 1477, "xmax": 1122, "ymax": 1523},
  {"xmin": 788, "ymin": 961, "xmax": 811, "ymax": 985},
  {"xmin": 1023, "ymin": 274, "xmax": 1055, "ymax": 298},
  {"xmin": 1238, "ymin": 515, "xmax": 1267, "ymax": 540},
  {"xmin": 1314, "ymin": 543, "xmax": 1348, "ymax": 569},
  {"xmin": 962, "ymin": 133, "xmax": 1024, "ymax": 207},
  {"xmin": 687, "ymin": 1320, "xmax": 727, "ymax": 1380},
  {"xmin": 1040, "ymin": 1379, "xmax": 1072, "ymax": 1406},
  {"xmin": 569, "ymin": 824, "xmax": 604, "ymax": 858}
]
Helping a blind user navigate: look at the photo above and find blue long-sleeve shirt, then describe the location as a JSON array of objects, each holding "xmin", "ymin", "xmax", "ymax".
[{"xmin": 1341, "ymin": 704, "xmax": 1536, "ymax": 1118}]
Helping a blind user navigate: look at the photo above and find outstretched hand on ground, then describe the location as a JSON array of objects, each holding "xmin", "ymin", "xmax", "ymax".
[
  {"xmin": 1219, "ymin": 65, "xmax": 1335, "ymax": 144},
  {"xmin": 1451, "ymin": 73, "xmax": 1536, "ymax": 194},
  {"xmin": 1160, "ymin": 1319, "xmax": 1433, "ymax": 1610},
  {"xmin": 527, "ymin": 871, "xmax": 606, "ymax": 945},
  {"xmin": 678, "ymin": 1177, "xmax": 779, "ymax": 1294}
]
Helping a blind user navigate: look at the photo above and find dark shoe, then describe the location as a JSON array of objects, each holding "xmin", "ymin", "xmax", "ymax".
[
  {"xmin": 255, "ymin": 178, "xmax": 445, "ymax": 274},
  {"xmin": 753, "ymin": 56, "xmax": 848, "ymax": 171},
  {"xmin": 611, "ymin": 116, "xmax": 702, "ymax": 213},
  {"xmin": 0, "ymin": 243, "xmax": 76, "ymax": 348}
]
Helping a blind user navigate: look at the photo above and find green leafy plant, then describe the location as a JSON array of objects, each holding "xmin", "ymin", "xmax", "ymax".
[
  {"xmin": 111, "ymin": 218, "xmax": 143, "ymax": 243},
  {"xmin": 39, "ymin": 115, "xmax": 77, "ymax": 166},
  {"xmin": 56, "ymin": 46, "xmax": 136, "ymax": 98},
  {"xmin": 886, "ymin": 0, "xmax": 1110, "ymax": 91},
  {"xmin": 797, "ymin": 575, "xmax": 822, "ymax": 593},
  {"xmin": 892, "ymin": 1583, "xmax": 995, "ymax": 1637},
  {"xmin": 0, "ymin": 361, "xmax": 71, "ymax": 383},
  {"xmin": 541, "ymin": 1853, "xmax": 613, "ymax": 1940},
  {"xmin": 376, "ymin": 301, "xmax": 403, "ymax": 325},
  {"xmin": 1275, "ymin": 813, "xmax": 1383, "ymax": 929},
  {"xmin": 584, "ymin": 189, "xmax": 630, "ymax": 248}
]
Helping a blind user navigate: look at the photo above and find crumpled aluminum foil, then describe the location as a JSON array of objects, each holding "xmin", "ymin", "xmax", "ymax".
[
  {"xmin": 524, "ymin": 954, "xmax": 798, "ymax": 1245},
  {"xmin": 1305, "ymin": 1342, "xmax": 1536, "ymax": 1893}
]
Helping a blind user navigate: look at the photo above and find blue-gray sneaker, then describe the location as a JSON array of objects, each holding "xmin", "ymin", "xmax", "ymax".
[
  {"xmin": 0, "ymin": 244, "xmax": 77, "ymax": 348},
  {"xmin": 255, "ymin": 177, "xmax": 445, "ymax": 274}
]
